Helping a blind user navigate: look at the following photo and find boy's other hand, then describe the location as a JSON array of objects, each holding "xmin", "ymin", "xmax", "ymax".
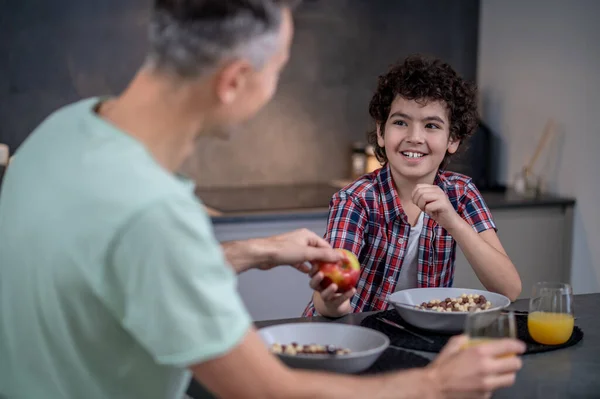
[
  {"xmin": 309, "ymin": 267, "xmax": 356, "ymax": 315},
  {"xmin": 412, "ymin": 184, "xmax": 462, "ymax": 230}
]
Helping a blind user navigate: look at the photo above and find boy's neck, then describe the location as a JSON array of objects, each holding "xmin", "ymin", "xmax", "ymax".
[{"xmin": 390, "ymin": 167, "xmax": 438, "ymax": 202}]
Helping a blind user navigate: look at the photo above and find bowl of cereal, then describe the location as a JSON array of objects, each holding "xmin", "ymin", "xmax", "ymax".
[
  {"xmin": 258, "ymin": 322, "xmax": 389, "ymax": 373},
  {"xmin": 387, "ymin": 288, "xmax": 511, "ymax": 334}
]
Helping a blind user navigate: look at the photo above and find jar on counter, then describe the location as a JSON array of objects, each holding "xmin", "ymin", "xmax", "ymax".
[
  {"xmin": 365, "ymin": 145, "xmax": 381, "ymax": 173},
  {"xmin": 351, "ymin": 142, "xmax": 367, "ymax": 179}
]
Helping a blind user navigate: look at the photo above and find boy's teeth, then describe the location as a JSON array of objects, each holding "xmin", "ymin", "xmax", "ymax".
[{"xmin": 402, "ymin": 151, "xmax": 424, "ymax": 158}]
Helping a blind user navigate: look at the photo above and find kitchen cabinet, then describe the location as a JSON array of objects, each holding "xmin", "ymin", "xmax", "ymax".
[
  {"xmin": 453, "ymin": 206, "xmax": 573, "ymax": 297},
  {"xmin": 214, "ymin": 217, "xmax": 328, "ymax": 322},
  {"xmin": 212, "ymin": 202, "xmax": 574, "ymax": 321}
]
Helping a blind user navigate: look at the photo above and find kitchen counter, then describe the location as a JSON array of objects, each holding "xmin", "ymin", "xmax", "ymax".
[
  {"xmin": 255, "ymin": 293, "xmax": 599, "ymax": 398},
  {"xmin": 196, "ymin": 183, "xmax": 575, "ymax": 224},
  {"xmin": 187, "ymin": 293, "xmax": 600, "ymax": 398}
]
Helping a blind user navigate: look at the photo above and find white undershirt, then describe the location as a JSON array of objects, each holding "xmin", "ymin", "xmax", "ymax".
[{"xmin": 395, "ymin": 212, "xmax": 424, "ymax": 291}]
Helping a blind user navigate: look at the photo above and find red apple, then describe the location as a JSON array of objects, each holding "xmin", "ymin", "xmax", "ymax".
[{"xmin": 317, "ymin": 248, "xmax": 360, "ymax": 293}]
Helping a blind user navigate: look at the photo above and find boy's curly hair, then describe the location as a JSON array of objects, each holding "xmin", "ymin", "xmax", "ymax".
[{"xmin": 367, "ymin": 55, "xmax": 479, "ymax": 169}]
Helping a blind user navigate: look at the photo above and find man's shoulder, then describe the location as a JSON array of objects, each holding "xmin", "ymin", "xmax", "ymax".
[
  {"xmin": 31, "ymin": 97, "xmax": 101, "ymax": 132},
  {"xmin": 3, "ymin": 95, "xmax": 202, "ymax": 232}
]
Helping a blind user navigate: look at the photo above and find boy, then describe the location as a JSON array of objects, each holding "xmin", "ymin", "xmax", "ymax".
[{"xmin": 304, "ymin": 55, "xmax": 522, "ymax": 318}]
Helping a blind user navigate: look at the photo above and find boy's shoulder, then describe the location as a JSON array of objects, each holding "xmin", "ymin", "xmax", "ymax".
[
  {"xmin": 438, "ymin": 170, "xmax": 473, "ymax": 187},
  {"xmin": 437, "ymin": 170, "xmax": 482, "ymax": 200},
  {"xmin": 334, "ymin": 170, "xmax": 382, "ymax": 203}
]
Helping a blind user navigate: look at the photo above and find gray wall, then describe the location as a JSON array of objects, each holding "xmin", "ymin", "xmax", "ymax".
[
  {"xmin": 478, "ymin": 0, "xmax": 600, "ymax": 294},
  {"xmin": 0, "ymin": 0, "xmax": 150, "ymax": 149},
  {"xmin": 183, "ymin": 0, "xmax": 480, "ymax": 187},
  {"xmin": 1, "ymin": 0, "xmax": 480, "ymax": 188}
]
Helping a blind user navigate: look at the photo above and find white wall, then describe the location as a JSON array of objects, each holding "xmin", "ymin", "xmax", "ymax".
[{"xmin": 478, "ymin": 0, "xmax": 600, "ymax": 294}]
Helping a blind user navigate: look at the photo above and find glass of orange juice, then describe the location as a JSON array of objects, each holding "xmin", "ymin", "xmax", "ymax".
[
  {"xmin": 528, "ymin": 282, "xmax": 574, "ymax": 345},
  {"xmin": 463, "ymin": 310, "xmax": 517, "ymax": 353}
]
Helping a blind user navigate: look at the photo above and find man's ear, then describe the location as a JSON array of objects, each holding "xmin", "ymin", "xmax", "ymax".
[
  {"xmin": 376, "ymin": 123, "xmax": 385, "ymax": 148},
  {"xmin": 214, "ymin": 59, "xmax": 252, "ymax": 105}
]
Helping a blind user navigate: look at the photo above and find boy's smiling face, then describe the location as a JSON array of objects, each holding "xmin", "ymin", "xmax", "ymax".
[{"xmin": 377, "ymin": 95, "xmax": 459, "ymax": 183}]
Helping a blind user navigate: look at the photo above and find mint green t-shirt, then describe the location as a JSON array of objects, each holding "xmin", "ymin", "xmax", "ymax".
[{"xmin": 0, "ymin": 98, "xmax": 252, "ymax": 399}]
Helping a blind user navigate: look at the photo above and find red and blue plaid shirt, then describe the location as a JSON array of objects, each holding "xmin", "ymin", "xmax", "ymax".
[{"xmin": 302, "ymin": 163, "xmax": 496, "ymax": 317}]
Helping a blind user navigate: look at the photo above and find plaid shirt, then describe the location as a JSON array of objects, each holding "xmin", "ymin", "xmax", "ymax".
[{"xmin": 302, "ymin": 163, "xmax": 496, "ymax": 317}]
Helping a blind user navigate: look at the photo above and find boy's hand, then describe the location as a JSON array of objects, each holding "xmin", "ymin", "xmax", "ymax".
[
  {"xmin": 309, "ymin": 267, "xmax": 356, "ymax": 316},
  {"xmin": 412, "ymin": 184, "xmax": 462, "ymax": 231}
]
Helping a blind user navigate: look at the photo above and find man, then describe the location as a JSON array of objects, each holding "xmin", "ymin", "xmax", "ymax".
[{"xmin": 0, "ymin": 1, "xmax": 525, "ymax": 398}]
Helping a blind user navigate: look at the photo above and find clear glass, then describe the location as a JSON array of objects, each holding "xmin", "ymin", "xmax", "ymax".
[
  {"xmin": 463, "ymin": 309, "xmax": 517, "ymax": 350},
  {"xmin": 513, "ymin": 171, "xmax": 542, "ymax": 198},
  {"xmin": 528, "ymin": 282, "xmax": 574, "ymax": 345}
]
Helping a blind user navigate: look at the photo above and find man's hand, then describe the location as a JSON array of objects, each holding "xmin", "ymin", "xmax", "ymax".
[
  {"xmin": 427, "ymin": 335, "xmax": 525, "ymax": 398},
  {"xmin": 223, "ymin": 229, "xmax": 344, "ymax": 274},
  {"xmin": 255, "ymin": 228, "xmax": 343, "ymax": 272},
  {"xmin": 412, "ymin": 184, "xmax": 462, "ymax": 230}
]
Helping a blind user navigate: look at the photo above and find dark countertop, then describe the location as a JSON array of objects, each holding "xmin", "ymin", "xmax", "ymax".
[
  {"xmin": 198, "ymin": 183, "xmax": 575, "ymax": 224},
  {"xmin": 255, "ymin": 293, "xmax": 600, "ymax": 399}
]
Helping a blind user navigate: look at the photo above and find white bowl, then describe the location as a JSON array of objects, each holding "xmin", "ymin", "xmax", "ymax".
[
  {"xmin": 258, "ymin": 322, "xmax": 389, "ymax": 374},
  {"xmin": 387, "ymin": 287, "xmax": 511, "ymax": 333}
]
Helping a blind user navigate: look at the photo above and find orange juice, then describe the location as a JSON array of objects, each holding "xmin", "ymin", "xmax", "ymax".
[
  {"xmin": 528, "ymin": 311, "xmax": 574, "ymax": 345},
  {"xmin": 461, "ymin": 338, "xmax": 514, "ymax": 357},
  {"xmin": 462, "ymin": 338, "xmax": 493, "ymax": 349}
]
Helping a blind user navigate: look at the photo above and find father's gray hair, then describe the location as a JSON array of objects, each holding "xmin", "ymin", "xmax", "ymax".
[{"xmin": 145, "ymin": 0, "xmax": 299, "ymax": 78}]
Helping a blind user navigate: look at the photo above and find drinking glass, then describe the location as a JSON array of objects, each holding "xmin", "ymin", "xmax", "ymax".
[
  {"xmin": 528, "ymin": 282, "xmax": 574, "ymax": 345},
  {"xmin": 463, "ymin": 309, "xmax": 517, "ymax": 355}
]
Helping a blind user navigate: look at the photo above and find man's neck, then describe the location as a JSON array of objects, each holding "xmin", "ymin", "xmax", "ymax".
[{"xmin": 97, "ymin": 69, "xmax": 209, "ymax": 173}]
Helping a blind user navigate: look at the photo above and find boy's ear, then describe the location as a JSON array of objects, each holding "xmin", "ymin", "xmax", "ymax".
[
  {"xmin": 447, "ymin": 138, "xmax": 460, "ymax": 154},
  {"xmin": 376, "ymin": 123, "xmax": 385, "ymax": 148}
]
